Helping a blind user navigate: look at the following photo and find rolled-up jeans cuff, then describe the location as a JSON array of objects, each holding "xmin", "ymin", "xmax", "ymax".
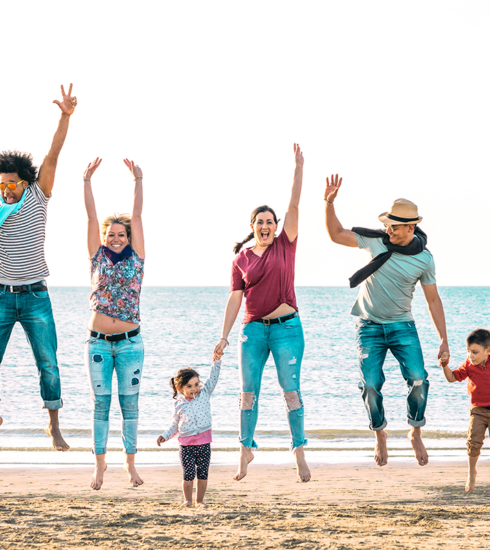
[
  {"xmin": 371, "ymin": 420, "xmax": 387, "ymax": 431},
  {"xmin": 42, "ymin": 398, "xmax": 63, "ymax": 410},
  {"xmin": 125, "ymin": 448, "xmax": 138, "ymax": 455},
  {"xmin": 93, "ymin": 447, "xmax": 107, "ymax": 455},
  {"xmin": 291, "ymin": 439, "xmax": 308, "ymax": 451},
  {"xmin": 408, "ymin": 418, "xmax": 426, "ymax": 428}
]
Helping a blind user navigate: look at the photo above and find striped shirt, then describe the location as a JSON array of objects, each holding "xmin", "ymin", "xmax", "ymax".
[{"xmin": 0, "ymin": 182, "xmax": 50, "ymax": 283}]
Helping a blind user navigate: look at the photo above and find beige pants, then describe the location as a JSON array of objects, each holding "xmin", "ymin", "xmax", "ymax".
[{"xmin": 467, "ymin": 407, "xmax": 490, "ymax": 457}]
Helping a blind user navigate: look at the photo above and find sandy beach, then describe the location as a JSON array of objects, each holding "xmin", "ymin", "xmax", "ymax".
[{"xmin": 2, "ymin": 460, "xmax": 490, "ymax": 548}]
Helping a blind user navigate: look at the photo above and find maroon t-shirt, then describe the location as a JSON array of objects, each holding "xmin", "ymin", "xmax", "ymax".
[{"xmin": 230, "ymin": 229, "xmax": 298, "ymax": 323}]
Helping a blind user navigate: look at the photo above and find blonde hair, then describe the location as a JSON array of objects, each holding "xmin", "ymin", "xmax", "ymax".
[{"xmin": 101, "ymin": 213, "xmax": 132, "ymax": 240}]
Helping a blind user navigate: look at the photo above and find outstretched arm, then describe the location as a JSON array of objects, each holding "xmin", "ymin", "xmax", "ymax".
[
  {"xmin": 422, "ymin": 283, "xmax": 450, "ymax": 363},
  {"xmin": 83, "ymin": 158, "xmax": 102, "ymax": 258},
  {"xmin": 124, "ymin": 159, "xmax": 145, "ymax": 259},
  {"xmin": 158, "ymin": 409, "xmax": 180, "ymax": 445},
  {"xmin": 324, "ymin": 175, "xmax": 358, "ymax": 247},
  {"xmin": 213, "ymin": 290, "xmax": 243, "ymax": 360},
  {"xmin": 440, "ymin": 364, "xmax": 456, "ymax": 383},
  {"xmin": 283, "ymin": 144, "xmax": 304, "ymax": 242},
  {"xmin": 38, "ymin": 84, "xmax": 77, "ymax": 197}
]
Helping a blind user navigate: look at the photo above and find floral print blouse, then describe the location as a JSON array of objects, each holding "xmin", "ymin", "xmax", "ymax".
[{"xmin": 90, "ymin": 246, "xmax": 144, "ymax": 323}]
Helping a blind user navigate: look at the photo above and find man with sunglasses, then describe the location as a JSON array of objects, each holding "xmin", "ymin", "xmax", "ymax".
[
  {"xmin": 0, "ymin": 84, "xmax": 77, "ymax": 451},
  {"xmin": 324, "ymin": 175, "xmax": 449, "ymax": 469}
]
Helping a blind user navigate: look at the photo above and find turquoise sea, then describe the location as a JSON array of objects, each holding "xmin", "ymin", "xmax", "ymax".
[{"xmin": 1, "ymin": 286, "xmax": 489, "ymax": 466}]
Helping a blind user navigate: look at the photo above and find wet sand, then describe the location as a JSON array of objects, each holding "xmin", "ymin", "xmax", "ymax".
[{"xmin": 2, "ymin": 460, "xmax": 490, "ymax": 548}]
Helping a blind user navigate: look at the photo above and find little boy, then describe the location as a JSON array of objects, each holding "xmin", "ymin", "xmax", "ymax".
[{"xmin": 440, "ymin": 328, "xmax": 490, "ymax": 493}]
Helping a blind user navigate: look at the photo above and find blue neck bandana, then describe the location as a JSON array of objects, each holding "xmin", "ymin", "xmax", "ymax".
[
  {"xmin": 0, "ymin": 190, "xmax": 27, "ymax": 227},
  {"xmin": 102, "ymin": 245, "xmax": 133, "ymax": 265}
]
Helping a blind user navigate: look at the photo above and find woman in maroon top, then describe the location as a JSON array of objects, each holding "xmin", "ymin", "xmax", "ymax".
[{"xmin": 214, "ymin": 144, "xmax": 310, "ymax": 483}]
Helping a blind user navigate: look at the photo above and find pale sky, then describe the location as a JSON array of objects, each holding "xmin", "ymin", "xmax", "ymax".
[{"xmin": 1, "ymin": 1, "xmax": 488, "ymax": 286}]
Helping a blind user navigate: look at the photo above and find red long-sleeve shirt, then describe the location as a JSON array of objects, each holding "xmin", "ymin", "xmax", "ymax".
[{"xmin": 452, "ymin": 357, "xmax": 490, "ymax": 407}]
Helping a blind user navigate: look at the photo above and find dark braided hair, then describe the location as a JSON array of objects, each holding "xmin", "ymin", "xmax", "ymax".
[
  {"xmin": 0, "ymin": 150, "xmax": 38, "ymax": 185},
  {"xmin": 169, "ymin": 367, "xmax": 200, "ymax": 399},
  {"xmin": 233, "ymin": 205, "xmax": 280, "ymax": 254}
]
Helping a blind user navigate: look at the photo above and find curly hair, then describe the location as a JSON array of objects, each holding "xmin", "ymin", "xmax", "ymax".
[
  {"xmin": 100, "ymin": 213, "xmax": 132, "ymax": 240},
  {"xmin": 0, "ymin": 150, "xmax": 38, "ymax": 185}
]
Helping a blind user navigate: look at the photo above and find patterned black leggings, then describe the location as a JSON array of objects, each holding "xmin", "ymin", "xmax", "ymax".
[{"xmin": 179, "ymin": 443, "xmax": 211, "ymax": 481}]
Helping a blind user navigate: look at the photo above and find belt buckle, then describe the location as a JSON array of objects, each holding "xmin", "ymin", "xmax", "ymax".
[
  {"xmin": 104, "ymin": 334, "xmax": 111, "ymax": 342},
  {"xmin": 263, "ymin": 318, "xmax": 271, "ymax": 326},
  {"xmin": 10, "ymin": 286, "xmax": 20, "ymax": 294}
]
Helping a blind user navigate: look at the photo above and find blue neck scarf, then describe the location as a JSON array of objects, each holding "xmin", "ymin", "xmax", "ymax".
[
  {"xmin": 102, "ymin": 245, "xmax": 133, "ymax": 265},
  {"xmin": 0, "ymin": 190, "xmax": 27, "ymax": 227}
]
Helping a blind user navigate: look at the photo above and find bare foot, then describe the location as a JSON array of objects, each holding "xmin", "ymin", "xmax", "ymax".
[
  {"xmin": 233, "ymin": 446, "xmax": 254, "ymax": 481},
  {"xmin": 466, "ymin": 470, "xmax": 477, "ymax": 493},
  {"xmin": 181, "ymin": 501, "xmax": 193, "ymax": 507},
  {"xmin": 44, "ymin": 424, "xmax": 70, "ymax": 452},
  {"xmin": 196, "ymin": 502, "xmax": 209, "ymax": 508},
  {"xmin": 90, "ymin": 462, "xmax": 107, "ymax": 491},
  {"xmin": 374, "ymin": 430, "xmax": 388, "ymax": 467},
  {"xmin": 408, "ymin": 427, "xmax": 429, "ymax": 466},
  {"xmin": 294, "ymin": 446, "xmax": 311, "ymax": 483},
  {"xmin": 124, "ymin": 462, "xmax": 144, "ymax": 487}
]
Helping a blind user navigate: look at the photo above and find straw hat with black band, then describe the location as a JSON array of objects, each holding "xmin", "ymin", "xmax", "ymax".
[{"xmin": 378, "ymin": 198, "xmax": 423, "ymax": 226}]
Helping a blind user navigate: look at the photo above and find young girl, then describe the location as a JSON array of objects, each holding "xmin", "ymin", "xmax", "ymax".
[{"xmin": 157, "ymin": 359, "xmax": 221, "ymax": 507}]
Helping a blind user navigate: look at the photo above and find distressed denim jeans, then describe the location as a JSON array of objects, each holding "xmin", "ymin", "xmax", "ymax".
[
  {"xmin": 0, "ymin": 286, "xmax": 62, "ymax": 409},
  {"xmin": 355, "ymin": 319, "xmax": 429, "ymax": 431},
  {"xmin": 85, "ymin": 333, "xmax": 144, "ymax": 455},
  {"xmin": 238, "ymin": 314, "xmax": 307, "ymax": 451}
]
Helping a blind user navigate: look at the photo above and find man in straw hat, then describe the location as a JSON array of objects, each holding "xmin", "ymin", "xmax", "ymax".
[{"xmin": 324, "ymin": 175, "xmax": 449, "ymax": 467}]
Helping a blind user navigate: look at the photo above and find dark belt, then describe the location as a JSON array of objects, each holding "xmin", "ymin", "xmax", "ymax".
[
  {"xmin": 253, "ymin": 312, "xmax": 298, "ymax": 325},
  {"xmin": 1, "ymin": 282, "xmax": 47, "ymax": 294},
  {"xmin": 89, "ymin": 326, "xmax": 141, "ymax": 342}
]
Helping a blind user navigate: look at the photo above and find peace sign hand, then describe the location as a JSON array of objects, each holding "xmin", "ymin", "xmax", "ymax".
[
  {"xmin": 324, "ymin": 174, "xmax": 343, "ymax": 204},
  {"xmin": 53, "ymin": 84, "xmax": 77, "ymax": 115}
]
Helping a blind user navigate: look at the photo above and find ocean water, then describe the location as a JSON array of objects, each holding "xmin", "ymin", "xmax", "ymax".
[{"xmin": 1, "ymin": 286, "xmax": 489, "ymax": 465}]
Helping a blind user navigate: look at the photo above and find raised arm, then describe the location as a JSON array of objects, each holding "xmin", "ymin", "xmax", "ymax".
[
  {"xmin": 324, "ymin": 175, "xmax": 358, "ymax": 247},
  {"xmin": 204, "ymin": 360, "xmax": 222, "ymax": 395},
  {"xmin": 38, "ymin": 84, "xmax": 77, "ymax": 197},
  {"xmin": 123, "ymin": 159, "xmax": 145, "ymax": 259},
  {"xmin": 213, "ymin": 290, "xmax": 243, "ymax": 360},
  {"xmin": 83, "ymin": 158, "xmax": 102, "ymax": 258},
  {"xmin": 283, "ymin": 143, "xmax": 304, "ymax": 242},
  {"xmin": 422, "ymin": 283, "xmax": 450, "ymax": 363}
]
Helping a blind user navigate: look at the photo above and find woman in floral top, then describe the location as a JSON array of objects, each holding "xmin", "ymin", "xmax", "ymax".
[{"xmin": 83, "ymin": 157, "xmax": 145, "ymax": 491}]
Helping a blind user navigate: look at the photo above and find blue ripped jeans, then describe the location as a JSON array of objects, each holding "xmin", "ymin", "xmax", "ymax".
[
  {"xmin": 0, "ymin": 286, "xmax": 62, "ymax": 410},
  {"xmin": 238, "ymin": 314, "xmax": 307, "ymax": 451},
  {"xmin": 355, "ymin": 319, "xmax": 429, "ymax": 431},
  {"xmin": 85, "ymin": 333, "xmax": 144, "ymax": 455}
]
